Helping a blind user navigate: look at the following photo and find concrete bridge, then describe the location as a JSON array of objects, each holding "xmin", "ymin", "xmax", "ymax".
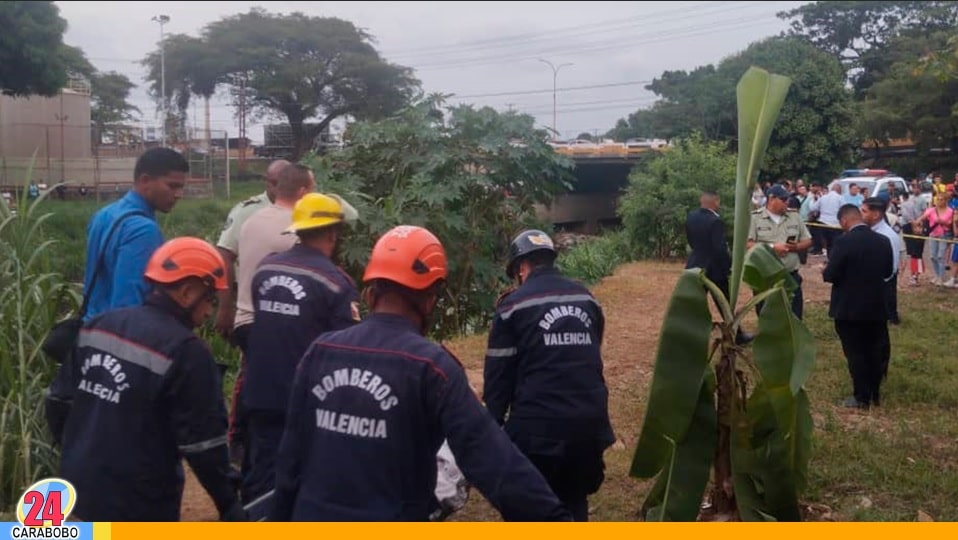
[{"xmin": 535, "ymin": 153, "xmax": 656, "ymax": 234}]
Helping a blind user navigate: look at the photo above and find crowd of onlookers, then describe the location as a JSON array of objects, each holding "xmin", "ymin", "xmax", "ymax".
[{"xmin": 752, "ymin": 172, "xmax": 958, "ymax": 288}]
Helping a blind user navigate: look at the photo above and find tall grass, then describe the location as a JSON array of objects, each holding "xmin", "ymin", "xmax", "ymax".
[
  {"xmin": 0, "ymin": 165, "xmax": 79, "ymax": 511},
  {"xmin": 556, "ymin": 231, "xmax": 633, "ymax": 285}
]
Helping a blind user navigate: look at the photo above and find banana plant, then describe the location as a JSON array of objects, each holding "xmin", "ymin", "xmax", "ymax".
[{"xmin": 630, "ymin": 66, "xmax": 815, "ymax": 521}]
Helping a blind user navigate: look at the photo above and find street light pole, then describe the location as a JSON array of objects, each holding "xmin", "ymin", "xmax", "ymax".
[
  {"xmin": 152, "ymin": 15, "xmax": 170, "ymax": 147},
  {"xmin": 538, "ymin": 58, "xmax": 573, "ymax": 137}
]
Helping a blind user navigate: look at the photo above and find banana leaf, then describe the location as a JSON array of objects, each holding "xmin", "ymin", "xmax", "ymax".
[
  {"xmin": 729, "ymin": 67, "xmax": 792, "ymax": 311},
  {"xmin": 631, "ymin": 269, "xmax": 713, "ymax": 478},
  {"xmin": 742, "ymin": 243, "xmax": 797, "ymax": 298},
  {"xmin": 641, "ymin": 368, "xmax": 717, "ymax": 521},
  {"xmin": 752, "ymin": 287, "xmax": 815, "ymax": 398},
  {"xmin": 731, "ymin": 385, "xmax": 812, "ymax": 521}
]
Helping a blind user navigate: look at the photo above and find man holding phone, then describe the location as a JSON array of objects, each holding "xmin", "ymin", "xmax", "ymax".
[{"xmin": 747, "ymin": 184, "xmax": 813, "ymax": 319}]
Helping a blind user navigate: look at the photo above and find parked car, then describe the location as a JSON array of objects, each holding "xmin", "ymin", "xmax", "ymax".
[{"xmin": 829, "ymin": 175, "xmax": 908, "ymax": 199}]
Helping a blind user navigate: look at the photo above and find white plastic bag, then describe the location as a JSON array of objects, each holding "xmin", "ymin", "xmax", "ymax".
[{"xmin": 430, "ymin": 440, "xmax": 470, "ymax": 521}]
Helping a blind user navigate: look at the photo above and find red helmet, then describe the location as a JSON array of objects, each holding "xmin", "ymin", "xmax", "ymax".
[
  {"xmin": 363, "ymin": 226, "xmax": 447, "ymax": 290},
  {"xmin": 144, "ymin": 237, "xmax": 228, "ymax": 291}
]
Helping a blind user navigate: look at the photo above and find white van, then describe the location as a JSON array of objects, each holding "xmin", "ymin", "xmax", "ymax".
[{"xmin": 829, "ymin": 175, "xmax": 909, "ymax": 199}]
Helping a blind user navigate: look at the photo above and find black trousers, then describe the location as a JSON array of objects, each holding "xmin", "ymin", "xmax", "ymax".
[
  {"xmin": 902, "ymin": 224, "xmax": 925, "ymax": 259},
  {"xmin": 835, "ymin": 320, "xmax": 888, "ymax": 406},
  {"xmin": 525, "ymin": 451, "xmax": 604, "ymax": 522},
  {"xmin": 809, "ymin": 221, "xmax": 823, "ymax": 253},
  {"xmin": 885, "ymin": 273, "xmax": 899, "ymax": 324},
  {"xmin": 241, "ymin": 410, "xmax": 286, "ymax": 504},
  {"xmin": 822, "ymin": 227, "xmax": 840, "ymax": 253}
]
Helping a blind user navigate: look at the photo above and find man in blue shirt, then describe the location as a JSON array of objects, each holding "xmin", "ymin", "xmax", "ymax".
[
  {"xmin": 82, "ymin": 148, "xmax": 189, "ymax": 321},
  {"xmin": 843, "ymin": 183, "xmax": 864, "ymax": 207}
]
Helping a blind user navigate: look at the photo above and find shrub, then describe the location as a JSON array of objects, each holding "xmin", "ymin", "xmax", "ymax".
[
  {"xmin": 556, "ymin": 231, "xmax": 631, "ymax": 285},
  {"xmin": 306, "ymin": 95, "xmax": 573, "ymax": 338},
  {"xmin": 618, "ymin": 133, "xmax": 736, "ymax": 259}
]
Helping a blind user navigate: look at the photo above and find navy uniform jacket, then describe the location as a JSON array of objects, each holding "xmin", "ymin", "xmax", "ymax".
[
  {"xmin": 58, "ymin": 294, "xmax": 238, "ymax": 521},
  {"xmin": 243, "ymin": 244, "xmax": 360, "ymax": 413},
  {"xmin": 270, "ymin": 313, "xmax": 572, "ymax": 522},
  {"xmin": 483, "ymin": 266, "xmax": 615, "ymax": 452}
]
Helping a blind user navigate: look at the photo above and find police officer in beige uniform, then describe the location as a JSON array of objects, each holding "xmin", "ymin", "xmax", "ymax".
[{"xmin": 747, "ymin": 184, "xmax": 813, "ymax": 319}]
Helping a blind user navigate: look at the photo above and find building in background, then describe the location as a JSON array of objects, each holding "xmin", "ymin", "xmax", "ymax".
[{"xmin": 0, "ymin": 76, "xmax": 92, "ymax": 163}]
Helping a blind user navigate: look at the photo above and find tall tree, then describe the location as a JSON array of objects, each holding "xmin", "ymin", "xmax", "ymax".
[
  {"xmin": 721, "ymin": 37, "xmax": 859, "ymax": 180},
  {"xmin": 862, "ymin": 31, "xmax": 958, "ymax": 155},
  {"xmin": 0, "ymin": 1, "xmax": 89, "ymax": 96},
  {"xmin": 90, "ymin": 71, "xmax": 141, "ymax": 143},
  {"xmin": 142, "ymin": 8, "xmax": 420, "ymax": 159},
  {"xmin": 777, "ymin": 1, "xmax": 958, "ymax": 93},
  {"xmin": 607, "ymin": 37, "xmax": 858, "ymax": 180}
]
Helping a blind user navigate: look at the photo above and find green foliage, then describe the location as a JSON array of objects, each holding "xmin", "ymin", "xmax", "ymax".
[
  {"xmin": 305, "ymin": 96, "xmax": 572, "ymax": 338},
  {"xmin": 862, "ymin": 31, "xmax": 958, "ymax": 156},
  {"xmin": 0, "ymin": 1, "xmax": 87, "ymax": 97},
  {"xmin": 0, "ymin": 164, "xmax": 78, "ymax": 511},
  {"xmin": 604, "ymin": 110, "xmax": 659, "ymax": 142},
  {"xmin": 90, "ymin": 71, "xmax": 140, "ymax": 134},
  {"xmin": 729, "ymin": 38, "xmax": 859, "ymax": 180},
  {"xmin": 142, "ymin": 8, "xmax": 420, "ymax": 159},
  {"xmin": 776, "ymin": 1, "xmax": 958, "ymax": 93},
  {"xmin": 555, "ymin": 232, "xmax": 631, "ymax": 285},
  {"xmin": 618, "ymin": 133, "xmax": 736, "ymax": 259},
  {"xmin": 729, "ymin": 66, "xmax": 792, "ymax": 309},
  {"xmin": 632, "ymin": 67, "xmax": 815, "ymax": 522},
  {"xmin": 606, "ymin": 37, "xmax": 858, "ymax": 180},
  {"xmin": 630, "ymin": 269, "xmax": 713, "ymax": 477}
]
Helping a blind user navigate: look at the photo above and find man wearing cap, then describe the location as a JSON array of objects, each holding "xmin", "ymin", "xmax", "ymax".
[
  {"xmin": 482, "ymin": 229, "xmax": 614, "ymax": 521},
  {"xmin": 240, "ymin": 192, "xmax": 361, "ymax": 505},
  {"xmin": 747, "ymin": 184, "xmax": 813, "ymax": 319}
]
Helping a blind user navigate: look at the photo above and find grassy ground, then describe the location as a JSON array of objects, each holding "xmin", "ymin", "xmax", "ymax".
[
  {"xmin": 175, "ymin": 258, "xmax": 958, "ymax": 522},
  {"xmin": 36, "ymin": 180, "xmax": 264, "ymax": 284},
  {"xmin": 445, "ymin": 259, "xmax": 958, "ymax": 522},
  {"xmin": 12, "ymin": 186, "xmax": 958, "ymax": 521}
]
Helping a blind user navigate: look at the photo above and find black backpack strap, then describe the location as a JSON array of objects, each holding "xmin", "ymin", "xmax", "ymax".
[{"xmin": 80, "ymin": 210, "xmax": 151, "ymax": 317}]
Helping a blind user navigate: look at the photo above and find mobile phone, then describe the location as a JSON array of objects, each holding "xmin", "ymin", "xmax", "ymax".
[{"xmin": 787, "ymin": 235, "xmax": 797, "ymax": 244}]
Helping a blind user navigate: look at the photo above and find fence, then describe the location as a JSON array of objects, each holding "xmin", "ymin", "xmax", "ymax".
[{"xmin": 0, "ymin": 124, "xmax": 227, "ymax": 201}]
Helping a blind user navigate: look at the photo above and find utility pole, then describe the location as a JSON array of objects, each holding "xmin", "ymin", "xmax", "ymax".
[
  {"xmin": 537, "ymin": 58, "xmax": 572, "ymax": 138},
  {"xmin": 152, "ymin": 15, "xmax": 170, "ymax": 147}
]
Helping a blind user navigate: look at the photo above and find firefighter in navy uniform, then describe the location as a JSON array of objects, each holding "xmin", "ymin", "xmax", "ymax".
[
  {"xmin": 241, "ymin": 193, "xmax": 360, "ymax": 504},
  {"xmin": 56, "ymin": 237, "xmax": 245, "ymax": 521},
  {"xmin": 483, "ymin": 229, "xmax": 614, "ymax": 522},
  {"xmin": 270, "ymin": 225, "xmax": 572, "ymax": 522}
]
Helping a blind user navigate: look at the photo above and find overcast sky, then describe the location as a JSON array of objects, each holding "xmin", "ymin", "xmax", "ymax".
[{"xmin": 56, "ymin": 0, "xmax": 807, "ymax": 144}]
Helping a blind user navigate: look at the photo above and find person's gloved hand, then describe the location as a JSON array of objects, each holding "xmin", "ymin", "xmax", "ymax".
[{"xmin": 220, "ymin": 499, "xmax": 248, "ymax": 522}]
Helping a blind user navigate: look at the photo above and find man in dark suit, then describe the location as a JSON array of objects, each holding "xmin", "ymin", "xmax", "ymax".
[
  {"xmin": 822, "ymin": 204, "xmax": 893, "ymax": 409},
  {"xmin": 685, "ymin": 190, "xmax": 753, "ymax": 344}
]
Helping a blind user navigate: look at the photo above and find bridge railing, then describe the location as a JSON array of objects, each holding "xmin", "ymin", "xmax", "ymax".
[{"xmin": 550, "ymin": 143, "xmax": 669, "ymax": 158}]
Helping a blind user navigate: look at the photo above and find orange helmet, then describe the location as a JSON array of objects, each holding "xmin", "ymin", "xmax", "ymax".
[
  {"xmin": 144, "ymin": 237, "xmax": 228, "ymax": 291},
  {"xmin": 363, "ymin": 226, "xmax": 447, "ymax": 290}
]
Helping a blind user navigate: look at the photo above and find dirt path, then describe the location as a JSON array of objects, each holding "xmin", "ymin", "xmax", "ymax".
[{"xmin": 178, "ymin": 256, "xmax": 897, "ymax": 521}]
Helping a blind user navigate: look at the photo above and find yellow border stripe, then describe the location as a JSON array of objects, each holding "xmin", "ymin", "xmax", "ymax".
[{"xmin": 93, "ymin": 521, "xmax": 112, "ymax": 540}]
